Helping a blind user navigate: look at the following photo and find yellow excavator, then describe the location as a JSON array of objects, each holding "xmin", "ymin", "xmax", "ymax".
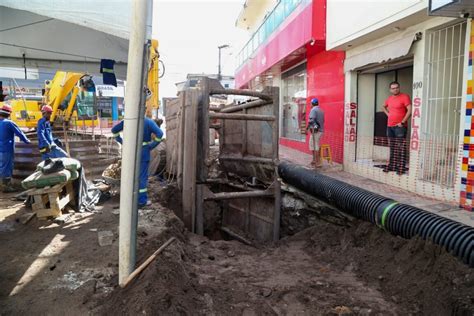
[{"xmin": 1, "ymin": 39, "xmax": 161, "ymax": 129}]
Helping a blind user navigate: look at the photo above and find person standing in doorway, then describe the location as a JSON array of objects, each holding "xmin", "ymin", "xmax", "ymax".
[
  {"xmin": 0, "ymin": 103, "xmax": 31, "ymax": 192},
  {"xmin": 383, "ymin": 81, "xmax": 412, "ymax": 175},
  {"xmin": 307, "ymin": 98, "xmax": 324, "ymax": 168}
]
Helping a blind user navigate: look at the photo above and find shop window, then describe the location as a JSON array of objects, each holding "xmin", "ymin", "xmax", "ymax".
[{"xmin": 282, "ymin": 63, "xmax": 306, "ymax": 142}]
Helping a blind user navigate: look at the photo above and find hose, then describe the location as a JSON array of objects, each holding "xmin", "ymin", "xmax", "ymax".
[{"xmin": 278, "ymin": 162, "xmax": 474, "ymax": 267}]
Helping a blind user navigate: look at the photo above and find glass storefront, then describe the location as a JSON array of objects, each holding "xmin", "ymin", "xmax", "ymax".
[{"xmin": 282, "ymin": 63, "xmax": 307, "ymax": 142}]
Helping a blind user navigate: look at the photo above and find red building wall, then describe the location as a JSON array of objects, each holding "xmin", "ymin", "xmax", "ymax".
[
  {"xmin": 280, "ymin": 49, "xmax": 345, "ymax": 163},
  {"xmin": 235, "ymin": 0, "xmax": 345, "ymax": 163}
]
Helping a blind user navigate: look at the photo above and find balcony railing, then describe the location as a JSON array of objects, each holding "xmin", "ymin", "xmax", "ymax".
[{"xmin": 236, "ymin": 0, "xmax": 310, "ymax": 69}]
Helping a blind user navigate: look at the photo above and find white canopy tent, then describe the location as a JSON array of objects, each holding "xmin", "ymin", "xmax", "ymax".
[{"xmin": 0, "ymin": 1, "xmax": 135, "ymax": 79}]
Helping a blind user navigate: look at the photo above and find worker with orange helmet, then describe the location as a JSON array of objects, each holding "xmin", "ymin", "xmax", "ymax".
[
  {"xmin": 0, "ymin": 103, "xmax": 31, "ymax": 192},
  {"xmin": 37, "ymin": 105, "xmax": 68, "ymax": 160}
]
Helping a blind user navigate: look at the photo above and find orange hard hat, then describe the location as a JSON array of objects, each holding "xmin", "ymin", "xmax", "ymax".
[
  {"xmin": 41, "ymin": 105, "xmax": 53, "ymax": 113},
  {"xmin": 0, "ymin": 104, "xmax": 12, "ymax": 114}
]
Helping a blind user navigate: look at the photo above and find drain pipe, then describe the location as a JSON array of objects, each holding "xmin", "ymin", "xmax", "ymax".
[
  {"xmin": 118, "ymin": 0, "xmax": 152, "ymax": 285},
  {"xmin": 278, "ymin": 162, "xmax": 474, "ymax": 267}
]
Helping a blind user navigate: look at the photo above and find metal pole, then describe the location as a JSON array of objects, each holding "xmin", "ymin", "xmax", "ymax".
[
  {"xmin": 119, "ymin": 0, "xmax": 151, "ymax": 285},
  {"xmin": 218, "ymin": 47, "xmax": 222, "ymax": 81}
]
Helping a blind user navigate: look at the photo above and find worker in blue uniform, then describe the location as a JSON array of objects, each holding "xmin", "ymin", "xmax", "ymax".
[
  {"xmin": 111, "ymin": 117, "xmax": 163, "ymax": 207},
  {"xmin": 0, "ymin": 104, "xmax": 31, "ymax": 192},
  {"xmin": 37, "ymin": 105, "xmax": 68, "ymax": 160}
]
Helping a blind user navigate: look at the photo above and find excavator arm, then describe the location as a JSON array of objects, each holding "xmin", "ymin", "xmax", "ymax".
[{"xmin": 146, "ymin": 39, "xmax": 160, "ymax": 118}]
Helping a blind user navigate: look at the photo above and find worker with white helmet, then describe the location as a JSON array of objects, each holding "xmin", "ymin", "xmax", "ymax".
[
  {"xmin": 0, "ymin": 103, "xmax": 31, "ymax": 192},
  {"xmin": 37, "ymin": 105, "xmax": 68, "ymax": 160}
]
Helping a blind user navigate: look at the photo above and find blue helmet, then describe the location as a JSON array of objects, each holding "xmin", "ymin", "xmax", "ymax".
[{"xmin": 311, "ymin": 98, "xmax": 319, "ymax": 105}]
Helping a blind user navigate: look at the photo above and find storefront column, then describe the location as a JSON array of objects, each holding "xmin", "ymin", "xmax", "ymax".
[
  {"xmin": 343, "ymin": 71, "xmax": 357, "ymax": 169},
  {"xmin": 459, "ymin": 19, "xmax": 474, "ymax": 211}
]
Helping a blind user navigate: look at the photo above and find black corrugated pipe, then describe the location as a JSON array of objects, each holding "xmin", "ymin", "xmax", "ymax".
[{"xmin": 278, "ymin": 162, "xmax": 474, "ymax": 267}]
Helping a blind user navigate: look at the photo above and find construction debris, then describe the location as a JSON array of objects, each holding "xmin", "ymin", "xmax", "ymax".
[
  {"xmin": 102, "ymin": 160, "xmax": 121, "ymax": 180},
  {"xmin": 19, "ymin": 212, "xmax": 35, "ymax": 225},
  {"xmin": 97, "ymin": 231, "xmax": 114, "ymax": 247}
]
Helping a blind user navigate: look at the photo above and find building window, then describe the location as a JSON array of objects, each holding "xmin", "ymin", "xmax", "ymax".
[
  {"xmin": 420, "ymin": 21, "xmax": 466, "ymax": 187},
  {"xmin": 282, "ymin": 63, "xmax": 307, "ymax": 142}
]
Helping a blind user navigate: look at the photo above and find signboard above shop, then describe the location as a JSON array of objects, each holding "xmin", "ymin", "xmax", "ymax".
[
  {"xmin": 429, "ymin": 0, "xmax": 474, "ymax": 18},
  {"xmin": 96, "ymin": 85, "xmax": 125, "ymax": 98}
]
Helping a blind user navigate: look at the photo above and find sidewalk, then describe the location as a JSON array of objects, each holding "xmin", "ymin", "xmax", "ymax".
[{"xmin": 279, "ymin": 145, "xmax": 474, "ymax": 227}]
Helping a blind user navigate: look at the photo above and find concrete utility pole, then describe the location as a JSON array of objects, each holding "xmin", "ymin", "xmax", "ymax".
[
  {"xmin": 118, "ymin": 0, "xmax": 153, "ymax": 285},
  {"xmin": 218, "ymin": 44, "xmax": 229, "ymax": 81}
]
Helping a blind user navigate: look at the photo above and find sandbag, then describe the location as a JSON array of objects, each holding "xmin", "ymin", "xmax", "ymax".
[
  {"xmin": 37, "ymin": 158, "xmax": 81, "ymax": 173},
  {"xmin": 22, "ymin": 169, "xmax": 72, "ymax": 189}
]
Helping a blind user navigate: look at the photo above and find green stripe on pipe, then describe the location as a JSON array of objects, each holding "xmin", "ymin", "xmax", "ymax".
[{"xmin": 381, "ymin": 202, "xmax": 398, "ymax": 229}]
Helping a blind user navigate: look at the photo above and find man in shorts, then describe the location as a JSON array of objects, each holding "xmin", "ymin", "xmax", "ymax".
[{"xmin": 307, "ymin": 98, "xmax": 324, "ymax": 168}]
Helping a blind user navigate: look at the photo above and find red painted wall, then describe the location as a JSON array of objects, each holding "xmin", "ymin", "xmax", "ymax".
[
  {"xmin": 235, "ymin": 0, "xmax": 345, "ymax": 163},
  {"xmin": 235, "ymin": 1, "xmax": 316, "ymax": 88},
  {"xmin": 280, "ymin": 49, "xmax": 345, "ymax": 163}
]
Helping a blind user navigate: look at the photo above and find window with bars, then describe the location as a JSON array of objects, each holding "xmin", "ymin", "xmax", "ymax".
[{"xmin": 420, "ymin": 21, "xmax": 467, "ymax": 187}]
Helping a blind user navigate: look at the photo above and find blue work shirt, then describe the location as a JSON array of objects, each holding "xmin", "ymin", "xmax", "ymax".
[
  {"xmin": 111, "ymin": 117, "xmax": 163, "ymax": 162},
  {"xmin": 37, "ymin": 117, "xmax": 54, "ymax": 150},
  {"xmin": 0, "ymin": 118, "xmax": 30, "ymax": 153}
]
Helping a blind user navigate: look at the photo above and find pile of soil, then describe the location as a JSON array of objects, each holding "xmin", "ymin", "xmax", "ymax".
[
  {"xmin": 96, "ymin": 206, "xmax": 474, "ymax": 315},
  {"xmin": 288, "ymin": 221, "xmax": 474, "ymax": 315}
]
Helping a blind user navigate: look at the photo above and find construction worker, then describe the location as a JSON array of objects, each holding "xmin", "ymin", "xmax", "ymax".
[
  {"xmin": 37, "ymin": 105, "xmax": 68, "ymax": 160},
  {"xmin": 111, "ymin": 117, "xmax": 163, "ymax": 208},
  {"xmin": 0, "ymin": 104, "xmax": 31, "ymax": 192}
]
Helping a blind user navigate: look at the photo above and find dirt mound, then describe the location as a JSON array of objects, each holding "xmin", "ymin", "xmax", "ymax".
[
  {"xmin": 96, "ymin": 184, "xmax": 474, "ymax": 315},
  {"xmin": 289, "ymin": 220, "xmax": 474, "ymax": 315}
]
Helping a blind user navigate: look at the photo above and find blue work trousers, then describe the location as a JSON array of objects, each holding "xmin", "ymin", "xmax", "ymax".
[
  {"xmin": 41, "ymin": 146, "xmax": 68, "ymax": 161},
  {"xmin": 0, "ymin": 151, "xmax": 14, "ymax": 179},
  {"xmin": 139, "ymin": 160, "xmax": 150, "ymax": 206}
]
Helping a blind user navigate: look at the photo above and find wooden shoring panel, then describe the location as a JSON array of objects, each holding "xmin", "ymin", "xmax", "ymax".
[
  {"xmin": 164, "ymin": 97, "xmax": 182, "ymax": 177},
  {"xmin": 181, "ymin": 89, "xmax": 199, "ymax": 232}
]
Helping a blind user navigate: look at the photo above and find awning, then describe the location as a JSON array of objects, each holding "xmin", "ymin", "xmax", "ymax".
[
  {"xmin": 0, "ymin": 0, "xmax": 132, "ymax": 39},
  {"xmin": 344, "ymin": 32, "xmax": 417, "ymax": 72},
  {"xmin": 0, "ymin": 2, "xmax": 135, "ymax": 79}
]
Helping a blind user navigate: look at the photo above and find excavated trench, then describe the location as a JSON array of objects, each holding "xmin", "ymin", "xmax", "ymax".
[{"xmin": 95, "ymin": 177, "xmax": 474, "ymax": 315}]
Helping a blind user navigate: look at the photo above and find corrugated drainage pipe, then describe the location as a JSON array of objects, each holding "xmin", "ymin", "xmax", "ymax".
[{"xmin": 278, "ymin": 162, "xmax": 474, "ymax": 267}]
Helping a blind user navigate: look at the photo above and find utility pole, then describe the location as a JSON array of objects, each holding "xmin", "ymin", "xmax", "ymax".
[
  {"xmin": 118, "ymin": 0, "xmax": 152, "ymax": 286},
  {"xmin": 217, "ymin": 44, "xmax": 229, "ymax": 81}
]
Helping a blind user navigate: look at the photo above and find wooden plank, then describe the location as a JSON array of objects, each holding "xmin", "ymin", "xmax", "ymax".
[
  {"xmin": 66, "ymin": 182, "xmax": 75, "ymax": 206},
  {"xmin": 181, "ymin": 90, "xmax": 198, "ymax": 231},
  {"xmin": 32, "ymin": 194, "xmax": 48, "ymax": 211},
  {"xmin": 209, "ymin": 113, "xmax": 276, "ymax": 121},
  {"xmin": 196, "ymin": 78, "xmax": 210, "ymax": 182},
  {"xmin": 48, "ymin": 192, "xmax": 61, "ymax": 216},
  {"xmin": 36, "ymin": 207, "xmax": 61, "ymax": 218}
]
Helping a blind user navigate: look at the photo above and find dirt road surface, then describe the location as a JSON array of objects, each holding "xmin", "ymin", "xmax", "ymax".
[{"xmin": 1, "ymin": 183, "xmax": 473, "ymax": 315}]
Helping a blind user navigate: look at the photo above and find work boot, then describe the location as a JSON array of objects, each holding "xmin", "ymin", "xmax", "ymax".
[{"xmin": 2, "ymin": 178, "xmax": 17, "ymax": 193}]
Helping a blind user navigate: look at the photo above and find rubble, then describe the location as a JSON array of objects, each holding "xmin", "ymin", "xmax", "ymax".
[
  {"xmin": 102, "ymin": 160, "xmax": 121, "ymax": 180},
  {"xmin": 97, "ymin": 231, "xmax": 114, "ymax": 246}
]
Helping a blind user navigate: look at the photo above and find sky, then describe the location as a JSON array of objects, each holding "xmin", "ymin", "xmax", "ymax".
[{"xmin": 153, "ymin": 0, "xmax": 249, "ymax": 98}]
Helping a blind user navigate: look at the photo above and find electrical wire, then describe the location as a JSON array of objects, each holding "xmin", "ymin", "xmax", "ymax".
[
  {"xmin": 0, "ymin": 42, "xmax": 103, "ymax": 60},
  {"xmin": 0, "ymin": 18, "xmax": 54, "ymax": 32}
]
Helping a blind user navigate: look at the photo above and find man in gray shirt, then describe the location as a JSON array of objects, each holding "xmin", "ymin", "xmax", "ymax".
[{"xmin": 306, "ymin": 98, "xmax": 324, "ymax": 167}]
